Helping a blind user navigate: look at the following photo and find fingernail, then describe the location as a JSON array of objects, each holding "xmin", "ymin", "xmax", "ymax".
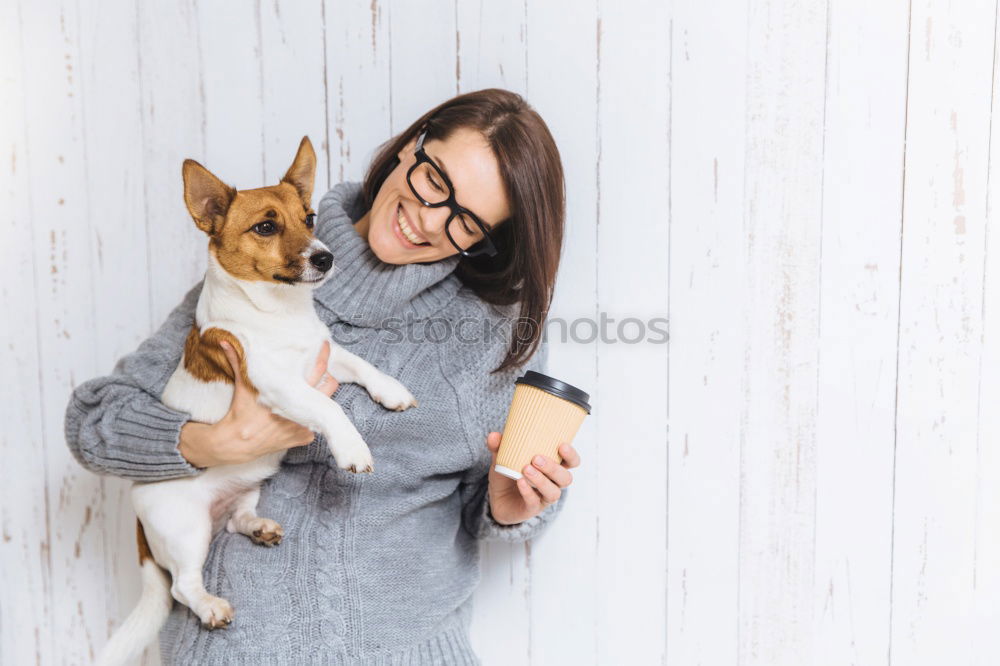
[
  {"xmin": 524, "ymin": 466, "xmax": 537, "ymax": 476},
  {"xmin": 533, "ymin": 456, "xmax": 545, "ymax": 467}
]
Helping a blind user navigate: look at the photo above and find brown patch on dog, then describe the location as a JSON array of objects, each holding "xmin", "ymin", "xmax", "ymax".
[
  {"xmin": 136, "ymin": 519, "xmax": 153, "ymax": 565},
  {"xmin": 182, "ymin": 136, "xmax": 319, "ymax": 285},
  {"xmin": 208, "ymin": 182, "xmax": 316, "ymax": 284},
  {"xmin": 183, "ymin": 326, "xmax": 257, "ymax": 395}
]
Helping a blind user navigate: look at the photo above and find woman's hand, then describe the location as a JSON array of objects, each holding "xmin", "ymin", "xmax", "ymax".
[
  {"xmin": 484, "ymin": 431, "xmax": 581, "ymax": 526},
  {"xmin": 177, "ymin": 341, "xmax": 340, "ymax": 468}
]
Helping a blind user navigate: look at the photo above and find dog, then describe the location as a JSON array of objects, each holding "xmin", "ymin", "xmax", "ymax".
[{"xmin": 96, "ymin": 137, "xmax": 417, "ymax": 665}]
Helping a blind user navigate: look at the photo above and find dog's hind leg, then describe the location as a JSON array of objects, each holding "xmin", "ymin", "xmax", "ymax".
[
  {"xmin": 226, "ymin": 486, "xmax": 283, "ymax": 546},
  {"xmin": 152, "ymin": 507, "xmax": 234, "ymax": 630}
]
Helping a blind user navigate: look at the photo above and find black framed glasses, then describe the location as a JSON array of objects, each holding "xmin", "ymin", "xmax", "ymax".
[{"xmin": 405, "ymin": 130, "xmax": 499, "ymax": 258}]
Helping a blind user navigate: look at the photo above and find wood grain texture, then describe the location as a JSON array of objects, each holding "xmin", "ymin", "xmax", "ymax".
[
  {"xmin": 891, "ymin": 1, "xmax": 997, "ymax": 664},
  {"xmin": 594, "ymin": 1, "xmax": 670, "ymax": 665},
  {"xmin": 813, "ymin": 2, "xmax": 908, "ymax": 664},
  {"xmin": 1, "ymin": 3, "xmax": 54, "ymax": 664},
  {"xmin": 5, "ymin": 1, "xmax": 1000, "ymax": 665},
  {"xmin": 515, "ymin": 2, "xmax": 601, "ymax": 665},
  {"xmin": 669, "ymin": 1, "xmax": 746, "ymax": 663},
  {"xmin": 973, "ymin": 9, "xmax": 1000, "ymax": 664},
  {"xmin": 738, "ymin": 0, "xmax": 827, "ymax": 663}
]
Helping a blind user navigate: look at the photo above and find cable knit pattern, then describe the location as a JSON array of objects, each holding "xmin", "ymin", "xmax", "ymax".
[{"xmin": 64, "ymin": 181, "xmax": 568, "ymax": 664}]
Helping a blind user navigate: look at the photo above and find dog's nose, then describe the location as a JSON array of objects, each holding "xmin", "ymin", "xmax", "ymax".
[{"xmin": 310, "ymin": 251, "xmax": 334, "ymax": 273}]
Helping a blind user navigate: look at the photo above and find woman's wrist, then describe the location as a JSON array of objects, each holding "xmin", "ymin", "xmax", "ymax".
[{"xmin": 178, "ymin": 421, "xmax": 217, "ymax": 469}]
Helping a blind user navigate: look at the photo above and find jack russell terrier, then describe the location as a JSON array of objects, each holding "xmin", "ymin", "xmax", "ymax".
[{"xmin": 96, "ymin": 137, "xmax": 417, "ymax": 665}]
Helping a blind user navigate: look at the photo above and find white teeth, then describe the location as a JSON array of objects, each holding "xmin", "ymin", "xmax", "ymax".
[{"xmin": 397, "ymin": 206, "xmax": 426, "ymax": 246}]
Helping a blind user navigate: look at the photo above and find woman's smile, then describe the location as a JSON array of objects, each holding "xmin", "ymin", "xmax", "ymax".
[{"xmin": 392, "ymin": 202, "xmax": 431, "ymax": 248}]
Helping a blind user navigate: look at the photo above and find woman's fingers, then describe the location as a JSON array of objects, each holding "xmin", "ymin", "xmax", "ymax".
[
  {"xmin": 521, "ymin": 459, "xmax": 565, "ymax": 504},
  {"xmin": 486, "ymin": 432, "xmax": 502, "ymax": 457},
  {"xmin": 306, "ymin": 341, "xmax": 331, "ymax": 385},
  {"xmin": 516, "ymin": 473, "xmax": 558, "ymax": 510},
  {"xmin": 314, "ymin": 373, "xmax": 339, "ymax": 397},
  {"xmin": 284, "ymin": 422, "xmax": 317, "ymax": 448},
  {"xmin": 557, "ymin": 443, "xmax": 582, "ymax": 469},
  {"xmin": 525, "ymin": 455, "xmax": 574, "ymax": 489},
  {"xmin": 305, "ymin": 341, "xmax": 339, "ymax": 397},
  {"xmin": 219, "ymin": 341, "xmax": 252, "ymax": 400}
]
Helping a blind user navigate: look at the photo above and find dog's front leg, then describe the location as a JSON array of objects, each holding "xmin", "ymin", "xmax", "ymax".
[
  {"xmin": 328, "ymin": 345, "xmax": 418, "ymax": 412},
  {"xmin": 257, "ymin": 378, "xmax": 374, "ymax": 473}
]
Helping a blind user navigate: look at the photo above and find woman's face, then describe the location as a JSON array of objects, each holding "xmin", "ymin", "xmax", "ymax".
[{"xmin": 359, "ymin": 127, "xmax": 511, "ymax": 265}]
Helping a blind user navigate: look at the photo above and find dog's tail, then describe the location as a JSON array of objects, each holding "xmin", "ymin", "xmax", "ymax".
[{"xmin": 95, "ymin": 520, "xmax": 173, "ymax": 666}]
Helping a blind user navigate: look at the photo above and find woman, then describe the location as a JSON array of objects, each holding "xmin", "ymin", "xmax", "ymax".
[{"xmin": 65, "ymin": 88, "xmax": 581, "ymax": 664}]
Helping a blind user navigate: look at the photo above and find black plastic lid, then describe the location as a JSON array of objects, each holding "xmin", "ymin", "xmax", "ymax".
[{"xmin": 515, "ymin": 371, "xmax": 591, "ymax": 414}]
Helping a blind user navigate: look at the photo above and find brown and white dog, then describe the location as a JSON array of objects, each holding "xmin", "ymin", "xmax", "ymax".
[{"xmin": 96, "ymin": 138, "xmax": 417, "ymax": 665}]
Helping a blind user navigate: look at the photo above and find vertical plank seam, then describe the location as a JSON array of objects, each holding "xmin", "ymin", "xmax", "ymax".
[
  {"xmin": 888, "ymin": 1, "xmax": 915, "ymax": 664},
  {"xmin": 973, "ymin": 0, "xmax": 1000, "ymax": 596},
  {"xmin": 664, "ymin": 6, "xmax": 674, "ymax": 665},
  {"xmin": 255, "ymin": 0, "xmax": 266, "ymax": 182},
  {"xmin": 737, "ymin": 0, "xmax": 754, "ymax": 659},
  {"xmin": 70, "ymin": 0, "xmax": 103, "ymax": 658},
  {"xmin": 813, "ymin": 1, "xmax": 833, "ymax": 659},
  {"xmin": 594, "ymin": 4, "xmax": 603, "ymax": 664},
  {"xmin": 15, "ymin": 2, "xmax": 54, "ymax": 661},
  {"xmin": 194, "ymin": 0, "xmax": 207, "ymax": 158},
  {"xmin": 387, "ymin": 1, "xmax": 393, "ymax": 135},
  {"xmin": 133, "ymin": 7, "xmax": 157, "ymax": 655},
  {"xmin": 454, "ymin": 0, "xmax": 460, "ymax": 95},
  {"xmin": 134, "ymin": 0, "xmax": 155, "ymax": 334},
  {"xmin": 522, "ymin": 0, "xmax": 528, "ymax": 92},
  {"xmin": 320, "ymin": 0, "xmax": 332, "ymax": 192}
]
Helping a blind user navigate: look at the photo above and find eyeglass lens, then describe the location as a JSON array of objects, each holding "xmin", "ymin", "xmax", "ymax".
[{"xmin": 408, "ymin": 162, "xmax": 480, "ymax": 237}]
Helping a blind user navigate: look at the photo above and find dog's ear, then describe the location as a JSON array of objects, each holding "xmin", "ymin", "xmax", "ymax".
[
  {"xmin": 281, "ymin": 136, "xmax": 317, "ymax": 209},
  {"xmin": 182, "ymin": 159, "xmax": 236, "ymax": 236}
]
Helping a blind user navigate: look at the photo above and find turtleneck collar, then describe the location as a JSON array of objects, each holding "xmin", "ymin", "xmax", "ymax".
[{"xmin": 311, "ymin": 181, "xmax": 463, "ymax": 327}]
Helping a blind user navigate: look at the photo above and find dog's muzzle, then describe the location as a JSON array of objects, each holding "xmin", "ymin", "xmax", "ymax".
[
  {"xmin": 310, "ymin": 251, "xmax": 333, "ymax": 273},
  {"xmin": 299, "ymin": 240, "xmax": 335, "ymax": 285}
]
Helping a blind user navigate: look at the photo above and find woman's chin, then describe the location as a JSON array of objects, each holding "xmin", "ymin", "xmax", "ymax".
[
  {"xmin": 372, "ymin": 228, "xmax": 444, "ymax": 265},
  {"xmin": 370, "ymin": 232, "xmax": 415, "ymax": 265}
]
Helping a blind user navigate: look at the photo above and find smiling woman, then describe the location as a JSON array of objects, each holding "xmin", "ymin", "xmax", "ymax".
[
  {"xmin": 361, "ymin": 89, "xmax": 566, "ymax": 372},
  {"xmin": 65, "ymin": 87, "xmax": 581, "ymax": 665}
]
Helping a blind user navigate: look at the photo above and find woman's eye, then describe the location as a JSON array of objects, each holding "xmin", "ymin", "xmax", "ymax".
[
  {"xmin": 253, "ymin": 221, "xmax": 277, "ymax": 236},
  {"xmin": 426, "ymin": 172, "xmax": 444, "ymax": 193},
  {"xmin": 305, "ymin": 213, "xmax": 316, "ymax": 229},
  {"xmin": 458, "ymin": 216, "xmax": 475, "ymax": 235}
]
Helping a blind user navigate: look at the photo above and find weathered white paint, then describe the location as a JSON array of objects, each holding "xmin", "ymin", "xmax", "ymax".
[{"xmin": 4, "ymin": 1, "xmax": 1000, "ymax": 665}]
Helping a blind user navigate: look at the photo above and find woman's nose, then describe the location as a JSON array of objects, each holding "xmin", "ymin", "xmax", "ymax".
[{"xmin": 417, "ymin": 204, "xmax": 452, "ymax": 237}]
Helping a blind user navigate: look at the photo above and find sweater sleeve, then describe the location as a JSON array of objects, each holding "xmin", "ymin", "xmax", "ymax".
[
  {"xmin": 63, "ymin": 282, "xmax": 206, "ymax": 481},
  {"xmin": 456, "ymin": 335, "xmax": 570, "ymax": 543}
]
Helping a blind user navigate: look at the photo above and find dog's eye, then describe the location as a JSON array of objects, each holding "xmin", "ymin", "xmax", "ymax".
[
  {"xmin": 305, "ymin": 213, "xmax": 316, "ymax": 230},
  {"xmin": 253, "ymin": 221, "xmax": 277, "ymax": 236}
]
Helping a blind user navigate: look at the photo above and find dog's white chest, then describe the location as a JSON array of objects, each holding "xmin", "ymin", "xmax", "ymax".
[{"xmin": 160, "ymin": 312, "xmax": 328, "ymax": 425}]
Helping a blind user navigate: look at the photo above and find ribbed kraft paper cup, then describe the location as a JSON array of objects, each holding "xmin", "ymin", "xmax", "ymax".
[{"xmin": 494, "ymin": 372, "xmax": 591, "ymax": 481}]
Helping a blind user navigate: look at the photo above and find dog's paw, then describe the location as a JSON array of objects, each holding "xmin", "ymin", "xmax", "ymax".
[
  {"xmin": 366, "ymin": 376, "xmax": 418, "ymax": 412},
  {"xmin": 249, "ymin": 518, "xmax": 284, "ymax": 546},
  {"xmin": 196, "ymin": 595, "xmax": 234, "ymax": 630},
  {"xmin": 330, "ymin": 431, "xmax": 375, "ymax": 474}
]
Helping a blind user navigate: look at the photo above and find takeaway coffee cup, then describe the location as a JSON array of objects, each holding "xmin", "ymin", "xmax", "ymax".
[{"xmin": 494, "ymin": 371, "xmax": 592, "ymax": 480}]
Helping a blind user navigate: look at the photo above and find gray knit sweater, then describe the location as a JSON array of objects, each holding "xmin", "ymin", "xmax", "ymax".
[{"xmin": 64, "ymin": 181, "xmax": 567, "ymax": 665}]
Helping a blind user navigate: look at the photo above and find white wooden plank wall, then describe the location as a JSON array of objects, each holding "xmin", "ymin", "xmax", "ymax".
[{"xmin": 3, "ymin": 1, "xmax": 999, "ymax": 665}]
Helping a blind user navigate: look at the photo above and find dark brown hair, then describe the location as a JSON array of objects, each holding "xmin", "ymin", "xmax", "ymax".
[{"xmin": 362, "ymin": 88, "xmax": 565, "ymax": 374}]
